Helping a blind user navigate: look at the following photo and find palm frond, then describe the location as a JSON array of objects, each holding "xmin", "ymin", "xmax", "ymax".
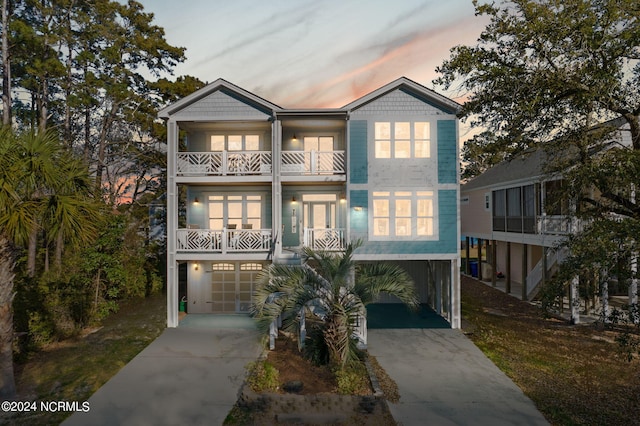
[{"xmin": 354, "ymin": 262, "xmax": 419, "ymax": 308}]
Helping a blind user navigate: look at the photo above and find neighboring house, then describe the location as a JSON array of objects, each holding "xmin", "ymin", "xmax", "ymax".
[
  {"xmin": 460, "ymin": 118, "xmax": 634, "ymax": 306},
  {"xmin": 159, "ymin": 77, "xmax": 461, "ymax": 330}
]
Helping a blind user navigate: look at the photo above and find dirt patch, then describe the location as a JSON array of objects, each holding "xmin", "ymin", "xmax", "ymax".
[
  {"xmin": 265, "ymin": 334, "xmax": 337, "ymax": 394},
  {"xmin": 227, "ymin": 334, "xmax": 397, "ymax": 425}
]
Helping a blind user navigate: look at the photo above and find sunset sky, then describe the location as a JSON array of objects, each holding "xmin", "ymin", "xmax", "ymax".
[{"xmin": 140, "ymin": 0, "xmax": 488, "ymax": 109}]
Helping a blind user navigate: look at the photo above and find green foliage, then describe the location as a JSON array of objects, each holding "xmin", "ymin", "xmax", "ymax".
[
  {"xmin": 605, "ymin": 303, "xmax": 640, "ymax": 362},
  {"xmin": 252, "ymin": 240, "xmax": 418, "ymax": 368},
  {"xmin": 246, "ymin": 360, "xmax": 280, "ymax": 392},
  {"xmin": 334, "ymin": 362, "xmax": 370, "ymax": 395},
  {"xmin": 437, "ymin": 0, "xmax": 640, "ymax": 311}
]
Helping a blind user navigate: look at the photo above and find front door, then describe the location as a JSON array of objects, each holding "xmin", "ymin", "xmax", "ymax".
[{"xmin": 303, "ymin": 194, "xmax": 337, "ymax": 249}]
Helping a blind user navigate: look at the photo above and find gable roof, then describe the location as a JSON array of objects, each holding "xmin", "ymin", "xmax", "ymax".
[
  {"xmin": 158, "ymin": 78, "xmax": 282, "ymax": 119},
  {"xmin": 342, "ymin": 76, "xmax": 462, "ymax": 114},
  {"xmin": 462, "ymin": 148, "xmax": 549, "ymax": 191},
  {"xmin": 462, "ymin": 116, "xmax": 630, "ymax": 192}
]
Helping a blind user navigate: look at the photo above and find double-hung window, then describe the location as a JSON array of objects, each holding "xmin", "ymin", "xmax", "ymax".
[
  {"xmin": 371, "ymin": 190, "xmax": 436, "ymax": 239},
  {"xmin": 374, "ymin": 121, "xmax": 431, "ymax": 159}
]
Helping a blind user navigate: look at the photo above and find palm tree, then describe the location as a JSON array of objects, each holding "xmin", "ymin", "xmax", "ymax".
[
  {"xmin": 252, "ymin": 240, "xmax": 418, "ymax": 368},
  {"xmin": 0, "ymin": 128, "xmax": 99, "ymax": 398}
]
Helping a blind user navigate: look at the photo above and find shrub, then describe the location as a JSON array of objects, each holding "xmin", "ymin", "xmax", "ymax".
[
  {"xmin": 335, "ymin": 362, "xmax": 370, "ymax": 395},
  {"xmin": 246, "ymin": 360, "xmax": 279, "ymax": 392}
]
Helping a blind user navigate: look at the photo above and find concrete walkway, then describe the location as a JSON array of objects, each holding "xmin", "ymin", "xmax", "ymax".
[
  {"xmin": 63, "ymin": 324, "xmax": 262, "ymax": 426},
  {"xmin": 368, "ymin": 328, "xmax": 549, "ymax": 426},
  {"xmin": 62, "ymin": 314, "xmax": 549, "ymax": 425}
]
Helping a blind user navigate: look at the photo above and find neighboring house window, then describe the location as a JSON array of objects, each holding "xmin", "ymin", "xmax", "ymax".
[
  {"xmin": 492, "ymin": 184, "xmax": 537, "ymax": 234},
  {"xmin": 374, "ymin": 121, "xmax": 430, "ymax": 159},
  {"xmin": 208, "ymin": 194, "xmax": 262, "ymax": 230},
  {"xmin": 493, "ymin": 189, "xmax": 506, "ymax": 231},
  {"xmin": 371, "ymin": 190, "xmax": 435, "ymax": 239},
  {"xmin": 211, "ymin": 134, "xmax": 260, "ymax": 151}
]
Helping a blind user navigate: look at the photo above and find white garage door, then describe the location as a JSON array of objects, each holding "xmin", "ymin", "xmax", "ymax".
[{"xmin": 211, "ymin": 262, "xmax": 264, "ymax": 313}]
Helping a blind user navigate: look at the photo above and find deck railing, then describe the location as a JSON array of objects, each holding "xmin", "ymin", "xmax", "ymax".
[
  {"xmin": 176, "ymin": 151, "xmax": 272, "ymax": 176},
  {"xmin": 176, "ymin": 228, "xmax": 272, "ymax": 253},
  {"xmin": 303, "ymin": 228, "xmax": 346, "ymax": 251},
  {"xmin": 281, "ymin": 150, "xmax": 345, "ymax": 175},
  {"xmin": 537, "ymin": 215, "xmax": 580, "ymax": 234}
]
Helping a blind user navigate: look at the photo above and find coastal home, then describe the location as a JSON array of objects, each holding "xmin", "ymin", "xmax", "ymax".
[
  {"xmin": 460, "ymin": 118, "xmax": 635, "ymax": 311},
  {"xmin": 159, "ymin": 77, "xmax": 461, "ymax": 330}
]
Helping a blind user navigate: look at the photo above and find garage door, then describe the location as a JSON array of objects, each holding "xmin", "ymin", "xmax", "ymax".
[{"xmin": 211, "ymin": 262, "xmax": 264, "ymax": 313}]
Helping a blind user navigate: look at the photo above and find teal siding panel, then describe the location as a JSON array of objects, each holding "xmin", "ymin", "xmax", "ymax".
[
  {"xmin": 437, "ymin": 120, "xmax": 457, "ymax": 184},
  {"xmin": 349, "ymin": 121, "xmax": 368, "ymax": 184},
  {"xmin": 349, "ymin": 190, "xmax": 369, "ymax": 242},
  {"xmin": 357, "ymin": 190, "xmax": 457, "ymax": 255}
]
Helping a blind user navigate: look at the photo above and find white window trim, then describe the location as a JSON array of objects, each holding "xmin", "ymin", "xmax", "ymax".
[
  {"xmin": 368, "ymin": 190, "xmax": 439, "ymax": 241},
  {"xmin": 373, "ymin": 120, "xmax": 432, "ymax": 159}
]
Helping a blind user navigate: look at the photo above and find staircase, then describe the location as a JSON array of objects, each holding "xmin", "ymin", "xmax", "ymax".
[
  {"xmin": 274, "ymin": 249, "xmax": 302, "ymax": 266},
  {"xmin": 525, "ymin": 247, "xmax": 568, "ymax": 300}
]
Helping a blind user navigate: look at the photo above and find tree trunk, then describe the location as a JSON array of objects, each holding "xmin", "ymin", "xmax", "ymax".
[
  {"xmin": 95, "ymin": 103, "xmax": 118, "ymax": 192},
  {"xmin": 54, "ymin": 231, "xmax": 63, "ymax": 272},
  {"xmin": 26, "ymin": 225, "xmax": 37, "ymax": 278},
  {"xmin": 0, "ymin": 234, "xmax": 16, "ymax": 399},
  {"xmin": 1, "ymin": 0, "xmax": 11, "ymax": 126}
]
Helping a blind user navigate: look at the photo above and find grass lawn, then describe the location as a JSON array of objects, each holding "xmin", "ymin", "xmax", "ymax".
[
  {"xmin": 461, "ymin": 275, "xmax": 640, "ymax": 425},
  {"xmin": 4, "ymin": 291, "xmax": 166, "ymax": 425}
]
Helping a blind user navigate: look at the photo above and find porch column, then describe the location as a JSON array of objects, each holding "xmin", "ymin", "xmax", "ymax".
[
  {"xmin": 506, "ymin": 242, "xmax": 511, "ymax": 295},
  {"xmin": 166, "ymin": 119, "xmax": 179, "ymax": 328},
  {"xmin": 570, "ymin": 275, "xmax": 580, "ymax": 324},
  {"xmin": 477, "ymin": 238, "xmax": 483, "ymax": 281},
  {"xmin": 521, "ymin": 244, "xmax": 528, "ymax": 301},
  {"xmin": 541, "ymin": 246, "xmax": 547, "ymax": 288},
  {"xmin": 491, "ymin": 240, "xmax": 497, "ymax": 287},
  {"xmin": 272, "ymin": 118, "xmax": 282, "ymax": 260},
  {"xmin": 451, "ymin": 259, "xmax": 461, "ymax": 329},
  {"xmin": 465, "ymin": 236, "xmax": 470, "ymax": 275}
]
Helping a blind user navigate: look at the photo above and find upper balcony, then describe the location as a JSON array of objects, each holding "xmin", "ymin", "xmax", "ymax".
[
  {"xmin": 177, "ymin": 151, "xmax": 272, "ymax": 176},
  {"xmin": 175, "ymin": 150, "xmax": 345, "ymax": 180}
]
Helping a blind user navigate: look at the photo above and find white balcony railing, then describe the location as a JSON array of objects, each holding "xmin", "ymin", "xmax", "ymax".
[
  {"xmin": 176, "ymin": 228, "xmax": 272, "ymax": 253},
  {"xmin": 303, "ymin": 228, "xmax": 346, "ymax": 251},
  {"xmin": 281, "ymin": 150, "xmax": 345, "ymax": 175},
  {"xmin": 176, "ymin": 151, "xmax": 272, "ymax": 176},
  {"xmin": 537, "ymin": 215, "xmax": 582, "ymax": 235}
]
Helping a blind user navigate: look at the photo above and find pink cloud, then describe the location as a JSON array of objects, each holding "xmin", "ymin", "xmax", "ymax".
[{"xmin": 276, "ymin": 15, "xmax": 487, "ymax": 108}]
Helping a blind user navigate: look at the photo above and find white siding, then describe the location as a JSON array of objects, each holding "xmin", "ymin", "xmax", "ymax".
[
  {"xmin": 350, "ymin": 89, "xmax": 446, "ymax": 116},
  {"xmin": 172, "ymin": 91, "xmax": 270, "ymax": 120},
  {"xmin": 461, "ymin": 187, "xmax": 493, "ymax": 238}
]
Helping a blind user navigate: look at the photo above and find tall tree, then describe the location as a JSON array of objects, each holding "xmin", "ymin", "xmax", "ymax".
[
  {"xmin": 0, "ymin": 128, "xmax": 98, "ymax": 397},
  {"xmin": 435, "ymin": 0, "xmax": 640, "ymax": 312},
  {"xmin": 1, "ymin": 0, "xmax": 11, "ymax": 126},
  {"xmin": 91, "ymin": 0, "xmax": 185, "ymax": 193},
  {"xmin": 436, "ymin": 0, "xmax": 640, "ymax": 175}
]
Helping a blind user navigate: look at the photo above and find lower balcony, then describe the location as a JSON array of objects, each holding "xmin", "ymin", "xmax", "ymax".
[
  {"xmin": 177, "ymin": 228, "xmax": 272, "ymax": 253},
  {"xmin": 303, "ymin": 228, "xmax": 346, "ymax": 251}
]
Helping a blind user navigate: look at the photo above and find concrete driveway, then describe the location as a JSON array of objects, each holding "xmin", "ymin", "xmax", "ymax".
[
  {"xmin": 63, "ymin": 324, "xmax": 262, "ymax": 426},
  {"xmin": 368, "ymin": 328, "xmax": 549, "ymax": 426}
]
